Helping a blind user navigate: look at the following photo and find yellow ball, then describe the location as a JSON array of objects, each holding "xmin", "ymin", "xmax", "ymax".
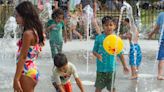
[{"xmin": 103, "ymin": 34, "xmax": 124, "ymax": 55}]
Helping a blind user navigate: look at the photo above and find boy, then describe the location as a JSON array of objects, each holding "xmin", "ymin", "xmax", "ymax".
[
  {"xmin": 46, "ymin": 9, "xmax": 67, "ymax": 58},
  {"xmin": 123, "ymin": 18, "xmax": 142, "ymax": 80},
  {"xmin": 93, "ymin": 16, "xmax": 129, "ymax": 92},
  {"xmin": 148, "ymin": 12, "xmax": 164, "ymax": 80},
  {"xmin": 51, "ymin": 53, "xmax": 84, "ymax": 92}
]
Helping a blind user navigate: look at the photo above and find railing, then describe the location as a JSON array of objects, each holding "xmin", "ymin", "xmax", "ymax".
[
  {"xmin": 92, "ymin": 0, "xmax": 163, "ymax": 39},
  {"xmin": 0, "ymin": 0, "xmax": 163, "ymax": 39}
]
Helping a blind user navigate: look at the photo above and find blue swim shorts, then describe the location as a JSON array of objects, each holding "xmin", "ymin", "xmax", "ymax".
[
  {"xmin": 129, "ymin": 44, "xmax": 142, "ymax": 67},
  {"xmin": 157, "ymin": 40, "xmax": 164, "ymax": 60}
]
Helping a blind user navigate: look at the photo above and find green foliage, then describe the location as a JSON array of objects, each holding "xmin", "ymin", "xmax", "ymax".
[{"xmin": 0, "ymin": 5, "xmax": 14, "ymax": 34}]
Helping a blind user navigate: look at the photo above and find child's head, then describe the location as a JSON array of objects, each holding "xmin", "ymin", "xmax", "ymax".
[
  {"xmin": 53, "ymin": 53, "xmax": 68, "ymax": 72},
  {"xmin": 52, "ymin": 9, "xmax": 64, "ymax": 23},
  {"xmin": 75, "ymin": 4, "xmax": 83, "ymax": 13},
  {"xmin": 102, "ymin": 16, "xmax": 116, "ymax": 33},
  {"xmin": 123, "ymin": 18, "xmax": 129, "ymax": 25},
  {"xmin": 15, "ymin": 1, "xmax": 44, "ymax": 45}
]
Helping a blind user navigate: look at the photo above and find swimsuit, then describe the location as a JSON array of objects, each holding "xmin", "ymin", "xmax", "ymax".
[
  {"xmin": 16, "ymin": 30, "xmax": 42, "ymax": 81},
  {"xmin": 129, "ymin": 43, "xmax": 142, "ymax": 66}
]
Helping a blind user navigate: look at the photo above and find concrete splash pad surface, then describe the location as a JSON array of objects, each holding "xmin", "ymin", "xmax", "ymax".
[{"xmin": 1, "ymin": 40, "xmax": 164, "ymax": 92}]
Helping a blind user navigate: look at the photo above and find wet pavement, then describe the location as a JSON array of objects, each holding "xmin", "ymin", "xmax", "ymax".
[{"xmin": 1, "ymin": 40, "xmax": 164, "ymax": 92}]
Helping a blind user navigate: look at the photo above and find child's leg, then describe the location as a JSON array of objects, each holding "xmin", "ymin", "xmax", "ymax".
[
  {"xmin": 157, "ymin": 61, "xmax": 164, "ymax": 80},
  {"xmin": 108, "ymin": 88, "xmax": 116, "ymax": 92},
  {"xmin": 136, "ymin": 44, "xmax": 142, "ymax": 70},
  {"xmin": 134, "ymin": 45, "xmax": 142, "ymax": 79},
  {"xmin": 129, "ymin": 44, "xmax": 138, "ymax": 79},
  {"xmin": 95, "ymin": 72, "xmax": 106, "ymax": 92},
  {"xmin": 56, "ymin": 43, "xmax": 63, "ymax": 53},
  {"xmin": 49, "ymin": 41, "xmax": 58, "ymax": 58},
  {"xmin": 64, "ymin": 81, "xmax": 72, "ymax": 92},
  {"xmin": 106, "ymin": 72, "xmax": 116, "ymax": 92},
  {"xmin": 130, "ymin": 66, "xmax": 138, "ymax": 79},
  {"xmin": 69, "ymin": 28, "xmax": 73, "ymax": 41},
  {"xmin": 95, "ymin": 88, "xmax": 102, "ymax": 92},
  {"xmin": 73, "ymin": 30, "xmax": 82, "ymax": 40},
  {"xmin": 157, "ymin": 43, "xmax": 164, "ymax": 80}
]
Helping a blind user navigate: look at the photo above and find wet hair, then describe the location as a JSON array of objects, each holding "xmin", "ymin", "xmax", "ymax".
[
  {"xmin": 16, "ymin": 1, "xmax": 44, "ymax": 45},
  {"xmin": 53, "ymin": 53, "xmax": 68, "ymax": 68},
  {"xmin": 51, "ymin": 9, "xmax": 64, "ymax": 19},
  {"xmin": 52, "ymin": 5, "xmax": 55, "ymax": 10},
  {"xmin": 102, "ymin": 16, "xmax": 115, "ymax": 25},
  {"xmin": 124, "ymin": 18, "xmax": 129, "ymax": 23}
]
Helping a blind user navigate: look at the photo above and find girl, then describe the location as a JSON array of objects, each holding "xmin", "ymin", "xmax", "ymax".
[{"xmin": 13, "ymin": 1, "xmax": 45, "ymax": 92}]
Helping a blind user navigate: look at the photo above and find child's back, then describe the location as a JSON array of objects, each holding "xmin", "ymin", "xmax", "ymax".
[
  {"xmin": 52, "ymin": 62, "xmax": 78, "ymax": 85},
  {"xmin": 130, "ymin": 24, "xmax": 139, "ymax": 44},
  {"xmin": 51, "ymin": 53, "xmax": 84, "ymax": 92}
]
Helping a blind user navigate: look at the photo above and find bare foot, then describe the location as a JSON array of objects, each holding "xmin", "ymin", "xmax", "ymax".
[
  {"xmin": 109, "ymin": 88, "xmax": 116, "ymax": 92},
  {"xmin": 157, "ymin": 76, "xmax": 164, "ymax": 80},
  {"xmin": 130, "ymin": 76, "xmax": 138, "ymax": 80},
  {"xmin": 112, "ymin": 88, "xmax": 116, "ymax": 92}
]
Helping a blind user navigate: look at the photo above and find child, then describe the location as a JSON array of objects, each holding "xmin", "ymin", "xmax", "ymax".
[
  {"xmin": 13, "ymin": 1, "xmax": 45, "ymax": 92},
  {"xmin": 92, "ymin": 16, "xmax": 129, "ymax": 92},
  {"xmin": 123, "ymin": 18, "xmax": 142, "ymax": 80},
  {"xmin": 148, "ymin": 12, "xmax": 164, "ymax": 80},
  {"xmin": 51, "ymin": 53, "xmax": 85, "ymax": 92},
  {"xmin": 46, "ymin": 9, "xmax": 67, "ymax": 58},
  {"xmin": 67, "ymin": 4, "xmax": 83, "ymax": 41}
]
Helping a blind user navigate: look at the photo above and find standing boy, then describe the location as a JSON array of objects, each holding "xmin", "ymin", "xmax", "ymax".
[{"xmin": 93, "ymin": 16, "xmax": 129, "ymax": 92}]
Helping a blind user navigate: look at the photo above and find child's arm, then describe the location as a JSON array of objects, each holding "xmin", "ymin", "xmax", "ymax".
[
  {"xmin": 63, "ymin": 29, "xmax": 67, "ymax": 43},
  {"xmin": 45, "ymin": 24, "xmax": 56, "ymax": 32},
  {"xmin": 148, "ymin": 24, "xmax": 160, "ymax": 39},
  {"xmin": 62, "ymin": 22, "xmax": 67, "ymax": 43},
  {"xmin": 93, "ymin": 51, "xmax": 102, "ymax": 61},
  {"xmin": 119, "ymin": 54, "xmax": 129, "ymax": 74},
  {"xmin": 52, "ymin": 70, "xmax": 66, "ymax": 92},
  {"xmin": 126, "ymin": 32, "xmax": 132, "ymax": 43},
  {"xmin": 92, "ymin": 36, "xmax": 102, "ymax": 61},
  {"xmin": 92, "ymin": 17, "xmax": 101, "ymax": 35},
  {"xmin": 75, "ymin": 78, "xmax": 85, "ymax": 92},
  {"xmin": 54, "ymin": 0, "xmax": 59, "ymax": 10},
  {"xmin": 52, "ymin": 82, "xmax": 65, "ymax": 92},
  {"xmin": 57, "ymin": 85, "xmax": 66, "ymax": 92},
  {"xmin": 93, "ymin": 0, "xmax": 97, "ymax": 17},
  {"xmin": 72, "ymin": 64, "xmax": 84, "ymax": 92}
]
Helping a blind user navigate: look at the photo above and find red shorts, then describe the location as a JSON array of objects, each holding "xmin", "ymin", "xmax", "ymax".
[{"xmin": 63, "ymin": 82, "xmax": 72, "ymax": 92}]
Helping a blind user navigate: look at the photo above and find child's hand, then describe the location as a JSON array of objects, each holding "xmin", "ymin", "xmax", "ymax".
[
  {"xmin": 64, "ymin": 38, "xmax": 67, "ymax": 43},
  {"xmin": 123, "ymin": 66, "xmax": 129, "ymax": 74},
  {"xmin": 13, "ymin": 79, "xmax": 23, "ymax": 92},
  {"xmin": 147, "ymin": 32, "xmax": 153, "ymax": 40},
  {"xmin": 126, "ymin": 32, "xmax": 132, "ymax": 41},
  {"xmin": 50, "ymin": 24, "xmax": 56, "ymax": 30},
  {"xmin": 92, "ymin": 17, "xmax": 97, "ymax": 24},
  {"xmin": 97, "ymin": 54, "xmax": 102, "ymax": 62}
]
